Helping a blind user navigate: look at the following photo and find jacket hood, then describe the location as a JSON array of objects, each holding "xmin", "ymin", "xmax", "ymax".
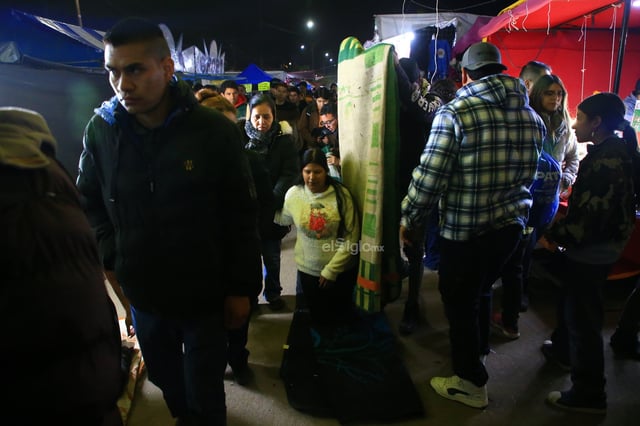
[
  {"xmin": 457, "ymin": 74, "xmax": 529, "ymax": 110},
  {"xmin": 0, "ymin": 107, "xmax": 57, "ymax": 169},
  {"xmin": 94, "ymin": 77, "xmax": 198, "ymax": 126}
]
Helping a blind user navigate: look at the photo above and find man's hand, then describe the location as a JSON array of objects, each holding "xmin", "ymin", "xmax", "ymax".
[
  {"xmin": 224, "ymin": 296, "xmax": 250, "ymax": 330},
  {"xmin": 104, "ymin": 270, "xmax": 135, "ymax": 336},
  {"xmin": 318, "ymin": 275, "xmax": 334, "ymax": 288},
  {"xmin": 327, "ymin": 154, "xmax": 340, "ymax": 166},
  {"xmin": 399, "ymin": 224, "xmax": 419, "ymax": 248},
  {"xmin": 538, "ymin": 235, "xmax": 559, "ymax": 252}
]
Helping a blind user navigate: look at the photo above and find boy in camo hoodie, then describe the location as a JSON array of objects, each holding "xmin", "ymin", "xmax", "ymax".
[{"xmin": 542, "ymin": 92, "xmax": 637, "ymax": 414}]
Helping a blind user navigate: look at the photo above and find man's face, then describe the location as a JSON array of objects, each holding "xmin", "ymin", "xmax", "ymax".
[
  {"xmin": 320, "ymin": 113, "xmax": 338, "ymax": 133},
  {"xmin": 288, "ymin": 91, "xmax": 300, "ymax": 104},
  {"xmin": 223, "ymin": 88, "xmax": 239, "ymax": 106},
  {"xmin": 104, "ymin": 41, "xmax": 173, "ymax": 118},
  {"xmin": 275, "ymin": 86, "xmax": 288, "ymax": 103}
]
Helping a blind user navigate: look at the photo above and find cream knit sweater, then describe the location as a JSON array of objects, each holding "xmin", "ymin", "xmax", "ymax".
[{"xmin": 276, "ymin": 184, "xmax": 360, "ymax": 281}]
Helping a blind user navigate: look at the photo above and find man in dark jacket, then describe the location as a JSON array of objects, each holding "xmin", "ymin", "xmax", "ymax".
[{"xmin": 76, "ymin": 18, "xmax": 262, "ymax": 426}]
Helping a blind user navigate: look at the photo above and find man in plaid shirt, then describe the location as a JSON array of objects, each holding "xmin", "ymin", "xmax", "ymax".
[{"xmin": 399, "ymin": 42, "xmax": 545, "ymax": 409}]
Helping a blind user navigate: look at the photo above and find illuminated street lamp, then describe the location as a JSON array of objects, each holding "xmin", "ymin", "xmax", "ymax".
[{"xmin": 305, "ymin": 19, "xmax": 316, "ymax": 70}]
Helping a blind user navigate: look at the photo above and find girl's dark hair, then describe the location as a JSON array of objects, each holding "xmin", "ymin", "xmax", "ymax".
[
  {"xmin": 249, "ymin": 93, "xmax": 277, "ymax": 119},
  {"xmin": 314, "ymin": 86, "xmax": 332, "ymax": 100},
  {"xmin": 301, "ymin": 147, "xmax": 330, "ymax": 174},
  {"xmin": 300, "ymin": 148, "xmax": 357, "ymax": 239},
  {"xmin": 577, "ymin": 92, "xmax": 627, "ymax": 132},
  {"xmin": 580, "ymin": 93, "xmax": 640, "ymax": 209}
]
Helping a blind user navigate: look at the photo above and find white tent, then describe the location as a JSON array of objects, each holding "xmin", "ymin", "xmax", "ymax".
[
  {"xmin": 375, "ymin": 12, "xmax": 486, "ymax": 40},
  {"xmin": 373, "ymin": 12, "xmax": 490, "ymax": 58}
]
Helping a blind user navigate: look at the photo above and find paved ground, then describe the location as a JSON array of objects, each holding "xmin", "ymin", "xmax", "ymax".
[{"xmin": 120, "ymin": 229, "xmax": 640, "ymax": 426}]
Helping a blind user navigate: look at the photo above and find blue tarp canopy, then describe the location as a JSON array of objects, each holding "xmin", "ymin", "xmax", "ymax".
[
  {"xmin": 237, "ymin": 63, "xmax": 273, "ymax": 85},
  {"xmin": 0, "ymin": 9, "xmax": 105, "ymax": 70}
]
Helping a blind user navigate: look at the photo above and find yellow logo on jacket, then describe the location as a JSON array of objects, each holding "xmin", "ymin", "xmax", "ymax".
[{"xmin": 184, "ymin": 160, "xmax": 194, "ymax": 171}]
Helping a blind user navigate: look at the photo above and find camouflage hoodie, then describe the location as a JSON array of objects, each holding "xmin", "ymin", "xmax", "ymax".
[{"xmin": 547, "ymin": 136, "xmax": 635, "ymax": 264}]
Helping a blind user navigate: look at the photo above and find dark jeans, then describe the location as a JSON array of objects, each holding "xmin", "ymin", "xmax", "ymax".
[
  {"xmin": 131, "ymin": 306, "xmax": 228, "ymax": 425},
  {"xmin": 261, "ymin": 238, "xmax": 282, "ymax": 302},
  {"xmin": 298, "ymin": 267, "xmax": 358, "ymax": 325},
  {"xmin": 550, "ymin": 254, "xmax": 611, "ymax": 399},
  {"xmin": 438, "ymin": 225, "xmax": 521, "ymax": 387},
  {"xmin": 498, "ymin": 232, "xmax": 531, "ymax": 327},
  {"xmin": 403, "ymin": 224, "xmax": 425, "ymax": 306},
  {"xmin": 227, "ymin": 297, "xmax": 259, "ymax": 371},
  {"xmin": 521, "ymin": 225, "xmax": 547, "ymax": 296},
  {"xmin": 616, "ymin": 278, "xmax": 640, "ymax": 337}
]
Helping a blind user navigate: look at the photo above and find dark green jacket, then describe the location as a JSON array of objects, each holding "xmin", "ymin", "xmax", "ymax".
[{"xmin": 77, "ymin": 79, "xmax": 262, "ymax": 318}]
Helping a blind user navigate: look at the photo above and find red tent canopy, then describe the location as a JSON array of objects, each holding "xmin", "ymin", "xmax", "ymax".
[
  {"xmin": 479, "ymin": 0, "xmax": 640, "ymax": 34},
  {"xmin": 478, "ymin": 0, "xmax": 640, "ymax": 115}
]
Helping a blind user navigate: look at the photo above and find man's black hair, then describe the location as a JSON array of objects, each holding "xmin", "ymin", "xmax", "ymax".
[
  {"xmin": 466, "ymin": 64, "xmax": 506, "ymax": 80},
  {"xmin": 519, "ymin": 60, "xmax": 552, "ymax": 80},
  {"xmin": 220, "ymin": 80, "xmax": 239, "ymax": 92},
  {"xmin": 103, "ymin": 17, "xmax": 169, "ymax": 58},
  {"xmin": 104, "ymin": 17, "xmax": 163, "ymax": 45},
  {"xmin": 320, "ymin": 103, "xmax": 337, "ymax": 117}
]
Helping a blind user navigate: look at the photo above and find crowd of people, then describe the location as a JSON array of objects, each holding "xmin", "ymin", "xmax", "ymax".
[{"xmin": 2, "ymin": 15, "xmax": 640, "ymax": 426}]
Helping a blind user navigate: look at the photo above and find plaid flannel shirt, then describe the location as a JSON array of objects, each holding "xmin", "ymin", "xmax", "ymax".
[{"xmin": 401, "ymin": 74, "xmax": 546, "ymax": 241}]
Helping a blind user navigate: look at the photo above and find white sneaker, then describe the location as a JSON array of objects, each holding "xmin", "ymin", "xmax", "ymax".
[{"xmin": 430, "ymin": 375, "xmax": 488, "ymax": 409}]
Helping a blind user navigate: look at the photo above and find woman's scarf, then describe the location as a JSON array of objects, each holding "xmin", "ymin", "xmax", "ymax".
[{"xmin": 244, "ymin": 120, "xmax": 281, "ymax": 153}]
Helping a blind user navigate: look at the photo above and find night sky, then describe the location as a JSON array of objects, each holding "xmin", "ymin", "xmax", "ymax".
[{"xmin": 3, "ymin": 0, "xmax": 515, "ymax": 70}]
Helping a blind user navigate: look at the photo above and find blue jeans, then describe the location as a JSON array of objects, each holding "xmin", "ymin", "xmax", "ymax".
[
  {"xmin": 438, "ymin": 225, "xmax": 521, "ymax": 387},
  {"xmin": 131, "ymin": 306, "xmax": 228, "ymax": 425},
  {"xmin": 261, "ymin": 238, "xmax": 282, "ymax": 301}
]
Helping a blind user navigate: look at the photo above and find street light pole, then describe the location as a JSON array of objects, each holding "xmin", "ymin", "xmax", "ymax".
[{"xmin": 74, "ymin": 0, "xmax": 83, "ymax": 27}]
